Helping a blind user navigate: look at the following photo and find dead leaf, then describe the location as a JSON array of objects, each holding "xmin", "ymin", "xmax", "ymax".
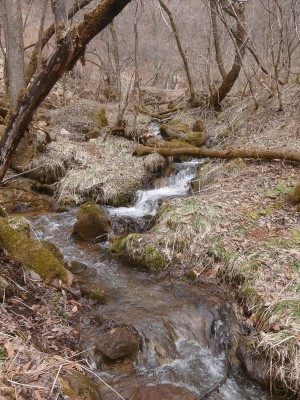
[
  {"xmin": 71, "ymin": 305, "xmax": 78, "ymax": 313},
  {"xmin": 4, "ymin": 341, "xmax": 14, "ymax": 357},
  {"xmin": 34, "ymin": 389, "xmax": 42, "ymax": 400}
]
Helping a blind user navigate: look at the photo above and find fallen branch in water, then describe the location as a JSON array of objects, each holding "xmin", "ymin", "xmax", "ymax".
[{"xmin": 133, "ymin": 144, "xmax": 300, "ymax": 163}]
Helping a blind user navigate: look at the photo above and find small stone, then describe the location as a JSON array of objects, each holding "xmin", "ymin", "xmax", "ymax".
[
  {"xmin": 96, "ymin": 327, "xmax": 139, "ymax": 360},
  {"xmin": 130, "ymin": 384, "xmax": 196, "ymax": 400}
]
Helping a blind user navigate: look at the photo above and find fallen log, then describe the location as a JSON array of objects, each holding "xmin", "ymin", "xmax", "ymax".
[{"xmin": 133, "ymin": 145, "xmax": 300, "ymax": 163}]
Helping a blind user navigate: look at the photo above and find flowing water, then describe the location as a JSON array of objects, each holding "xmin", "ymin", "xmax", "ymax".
[
  {"xmin": 108, "ymin": 160, "xmax": 200, "ymax": 218},
  {"xmin": 29, "ymin": 161, "xmax": 274, "ymax": 399}
]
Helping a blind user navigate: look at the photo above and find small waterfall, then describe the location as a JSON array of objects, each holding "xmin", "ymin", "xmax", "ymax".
[{"xmin": 108, "ymin": 160, "xmax": 200, "ymax": 218}]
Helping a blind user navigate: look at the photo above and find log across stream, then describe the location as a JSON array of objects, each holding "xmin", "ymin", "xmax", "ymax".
[{"xmin": 28, "ymin": 159, "xmax": 279, "ymax": 400}]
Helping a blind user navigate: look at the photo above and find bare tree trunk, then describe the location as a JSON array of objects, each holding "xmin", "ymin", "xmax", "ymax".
[
  {"xmin": 25, "ymin": 0, "xmax": 93, "ymax": 83},
  {"xmin": 51, "ymin": 0, "xmax": 68, "ymax": 43},
  {"xmin": 210, "ymin": 0, "xmax": 247, "ymax": 111},
  {"xmin": 0, "ymin": 0, "xmax": 133, "ymax": 183},
  {"xmin": 0, "ymin": 0, "xmax": 25, "ymax": 107},
  {"xmin": 109, "ymin": 22, "xmax": 121, "ymax": 102},
  {"xmin": 133, "ymin": 144, "xmax": 300, "ymax": 164},
  {"xmin": 36, "ymin": 0, "xmax": 49, "ymax": 74},
  {"xmin": 157, "ymin": 0, "xmax": 197, "ymax": 106},
  {"xmin": 209, "ymin": 0, "xmax": 227, "ymax": 80}
]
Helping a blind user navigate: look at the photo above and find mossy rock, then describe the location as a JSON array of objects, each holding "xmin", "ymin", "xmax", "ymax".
[
  {"xmin": 110, "ymin": 234, "xmax": 167, "ymax": 272},
  {"xmin": 8, "ymin": 216, "xmax": 31, "ymax": 237},
  {"xmin": 170, "ymin": 139, "xmax": 196, "ymax": 148},
  {"xmin": 80, "ymin": 285, "xmax": 106, "ymax": 304},
  {"xmin": 59, "ymin": 370, "xmax": 102, "ymax": 400},
  {"xmin": 185, "ymin": 131, "xmax": 207, "ymax": 147},
  {"xmin": 286, "ymin": 183, "xmax": 300, "ymax": 205},
  {"xmin": 0, "ymin": 219, "xmax": 68, "ymax": 284},
  {"xmin": 40, "ymin": 240, "xmax": 64, "ymax": 263},
  {"xmin": 73, "ymin": 201, "xmax": 111, "ymax": 241},
  {"xmin": 92, "ymin": 106, "xmax": 108, "ymax": 129},
  {"xmin": 169, "ymin": 119, "xmax": 189, "ymax": 133},
  {"xmin": 67, "ymin": 260, "xmax": 88, "ymax": 274}
]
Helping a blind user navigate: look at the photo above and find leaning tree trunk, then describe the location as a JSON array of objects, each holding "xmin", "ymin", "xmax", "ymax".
[
  {"xmin": 133, "ymin": 144, "xmax": 300, "ymax": 164},
  {"xmin": 0, "ymin": 0, "xmax": 133, "ymax": 183},
  {"xmin": 209, "ymin": 0, "xmax": 247, "ymax": 111}
]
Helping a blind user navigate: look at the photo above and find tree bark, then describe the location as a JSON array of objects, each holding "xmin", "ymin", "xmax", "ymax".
[
  {"xmin": 157, "ymin": 0, "xmax": 196, "ymax": 106},
  {"xmin": 209, "ymin": 0, "xmax": 227, "ymax": 80},
  {"xmin": 133, "ymin": 144, "xmax": 300, "ymax": 164},
  {"xmin": 0, "ymin": 0, "xmax": 133, "ymax": 183},
  {"xmin": 0, "ymin": 0, "xmax": 25, "ymax": 107},
  {"xmin": 51, "ymin": 0, "xmax": 68, "ymax": 43},
  {"xmin": 209, "ymin": 0, "xmax": 247, "ymax": 110}
]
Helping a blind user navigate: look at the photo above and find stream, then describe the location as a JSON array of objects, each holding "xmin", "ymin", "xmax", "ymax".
[{"xmin": 29, "ymin": 160, "xmax": 274, "ymax": 399}]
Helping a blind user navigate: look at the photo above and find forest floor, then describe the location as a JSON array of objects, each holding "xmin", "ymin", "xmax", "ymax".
[{"xmin": 0, "ymin": 79, "xmax": 299, "ymax": 398}]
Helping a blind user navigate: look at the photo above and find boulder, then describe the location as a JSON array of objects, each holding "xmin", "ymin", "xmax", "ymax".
[
  {"xmin": 73, "ymin": 202, "xmax": 111, "ymax": 241},
  {"xmin": 96, "ymin": 326, "xmax": 139, "ymax": 360},
  {"xmin": 130, "ymin": 384, "xmax": 196, "ymax": 400}
]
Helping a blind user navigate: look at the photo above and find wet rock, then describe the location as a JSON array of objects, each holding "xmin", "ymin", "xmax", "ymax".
[
  {"xmin": 236, "ymin": 337, "xmax": 270, "ymax": 387},
  {"xmin": 95, "ymin": 326, "xmax": 139, "ymax": 360},
  {"xmin": 80, "ymin": 285, "xmax": 106, "ymax": 304},
  {"xmin": 73, "ymin": 201, "xmax": 111, "ymax": 241},
  {"xmin": 59, "ymin": 370, "xmax": 102, "ymax": 400},
  {"xmin": 67, "ymin": 260, "xmax": 88, "ymax": 274},
  {"xmin": 129, "ymin": 383, "xmax": 196, "ymax": 400}
]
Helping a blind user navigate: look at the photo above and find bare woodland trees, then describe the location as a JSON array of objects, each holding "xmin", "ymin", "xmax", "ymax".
[
  {"xmin": 209, "ymin": 0, "xmax": 247, "ymax": 110},
  {"xmin": 0, "ymin": 0, "xmax": 133, "ymax": 182}
]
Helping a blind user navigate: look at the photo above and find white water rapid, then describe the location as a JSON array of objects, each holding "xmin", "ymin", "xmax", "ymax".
[{"xmin": 108, "ymin": 160, "xmax": 200, "ymax": 218}]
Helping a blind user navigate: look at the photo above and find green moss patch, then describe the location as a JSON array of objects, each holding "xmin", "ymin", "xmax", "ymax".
[
  {"xmin": 0, "ymin": 219, "xmax": 68, "ymax": 283},
  {"xmin": 110, "ymin": 233, "xmax": 167, "ymax": 272}
]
